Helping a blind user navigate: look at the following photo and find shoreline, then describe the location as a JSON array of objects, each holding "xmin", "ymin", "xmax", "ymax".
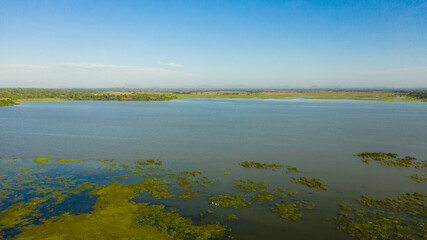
[
  {"xmin": 9, "ymin": 96, "xmax": 423, "ymax": 104},
  {"xmin": 1, "ymin": 89, "xmax": 425, "ymax": 105}
]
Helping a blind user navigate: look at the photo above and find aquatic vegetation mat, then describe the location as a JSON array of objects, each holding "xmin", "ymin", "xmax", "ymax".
[
  {"xmin": 0, "ymin": 157, "xmax": 227, "ymax": 239},
  {"xmin": 356, "ymin": 152, "xmax": 427, "ymax": 184},
  {"xmin": 356, "ymin": 152, "xmax": 426, "ymax": 169},
  {"xmin": 0, "ymin": 156, "xmax": 326, "ymax": 239},
  {"xmin": 336, "ymin": 193, "xmax": 427, "ymax": 240},
  {"xmin": 410, "ymin": 174, "xmax": 427, "ymax": 183},
  {"xmin": 291, "ymin": 177, "xmax": 328, "ymax": 191},
  {"xmin": 1, "ymin": 151, "xmax": 424, "ymax": 239},
  {"xmin": 238, "ymin": 161, "xmax": 301, "ymax": 173}
]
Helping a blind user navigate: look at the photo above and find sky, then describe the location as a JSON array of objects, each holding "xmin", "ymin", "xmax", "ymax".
[{"xmin": 0, "ymin": 0, "xmax": 426, "ymax": 88}]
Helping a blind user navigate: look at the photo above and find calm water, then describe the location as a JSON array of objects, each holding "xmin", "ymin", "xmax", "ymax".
[{"xmin": 1, "ymin": 99, "xmax": 426, "ymax": 239}]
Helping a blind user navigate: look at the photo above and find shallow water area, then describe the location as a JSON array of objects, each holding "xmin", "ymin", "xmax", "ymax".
[{"xmin": 0, "ymin": 99, "xmax": 426, "ymax": 239}]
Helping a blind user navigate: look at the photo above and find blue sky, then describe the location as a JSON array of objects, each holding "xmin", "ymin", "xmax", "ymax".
[{"xmin": 0, "ymin": 0, "xmax": 426, "ymax": 88}]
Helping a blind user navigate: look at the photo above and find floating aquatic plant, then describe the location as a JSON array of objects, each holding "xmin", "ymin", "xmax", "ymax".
[
  {"xmin": 207, "ymin": 194, "xmax": 251, "ymax": 209},
  {"xmin": 358, "ymin": 192, "xmax": 426, "ymax": 217},
  {"xmin": 234, "ymin": 180, "xmax": 268, "ymax": 193},
  {"xmin": 411, "ymin": 174, "xmax": 427, "ymax": 183},
  {"xmin": 233, "ymin": 180, "xmax": 287, "ymax": 201},
  {"xmin": 0, "ymin": 156, "xmax": 324, "ymax": 239},
  {"xmin": 271, "ymin": 202, "xmax": 303, "ymax": 221},
  {"xmin": 0, "ymin": 157, "xmax": 228, "ymax": 239},
  {"xmin": 239, "ymin": 161, "xmax": 285, "ymax": 170},
  {"xmin": 12, "ymin": 182, "xmax": 227, "ymax": 240},
  {"xmin": 291, "ymin": 177, "xmax": 328, "ymax": 191},
  {"xmin": 225, "ymin": 214, "xmax": 238, "ymax": 220},
  {"xmin": 356, "ymin": 152, "xmax": 426, "ymax": 169},
  {"xmin": 336, "ymin": 193, "xmax": 427, "ymax": 239},
  {"xmin": 32, "ymin": 157, "xmax": 52, "ymax": 164},
  {"xmin": 238, "ymin": 161, "xmax": 302, "ymax": 175}
]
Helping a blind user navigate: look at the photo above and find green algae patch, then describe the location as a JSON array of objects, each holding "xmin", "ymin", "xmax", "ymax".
[
  {"xmin": 255, "ymin": 192, "xmax": 275, "ymax": 201},
  {"xmin": 0, "ymin": 158, "xmax": 228, "ymax": 239},
  {"xmin": 225, "ymin": 214, "xmax": 238, "ymax": 220},
  {"xmin": 239, "ymin": 161, "xmax": 286, "ymax": 170},
  {"xmin": 139, "ymin": 178, "xmax": 175, "ymax": 199},
  {"xmin": 238, "ymin": 161, "xmax": 302, "ymax": 175},
  {"xmin": 411, "ymin": 174, "xmax": 427, "ymax": 183},
  {"xmin": 32, "ymin": 158, "xmax": 52, "ymax": 164},
  {"xmin": 55, "ymin": 159, "xmax": 85, "ymax": 163},
  {"xmin": 136, "ymin": 159, "xmax": 163, "ymax": 166},
  {"xmin": 0, "ymin": 202, "xmax": 38, "ymax": 230},
  {"xmin": 12, "ymin": 182, "xmax": 172, "ymax": 240},
  {"xmin": 0, "ymin": 163, "xmax": 16, "ymax": 168},
  {"xmin": 234, "ymin": 180, "xmax": 268, "ymax": 193},
  {"xmin": 356, "ymin": 152, "xmax": 426, "ymax": 169},
  {"xmin": 291, "ymin": 177, "xmax": 328, "ymax": 191},
  {"xmin": 336, "ymin": 193, "xmax": 427, "ymax": 239},
  {"xmin": 1, "ymin": 156, "xmax": 325, "ymax": 238},
  {"xmin": 207, "ymin": 194, "xmax": 252, "ymax": 209},
  {"xmin": 135, "ymin": 202, "xmax": 226, "ymax": 239},
  {"xmin": 271, "ymin": 202, "xmax": 303, "ymax": 221},
  {"xmin": 1, "ymin": 166, "xmax": 226, "ymax": 239},
  {"xmin": 358, "ymin": 192, "xmax": 426, "ymax": 217},
  {"xmin": 357, "ymin": 152, "xmax": 427, "ymax": 185}
]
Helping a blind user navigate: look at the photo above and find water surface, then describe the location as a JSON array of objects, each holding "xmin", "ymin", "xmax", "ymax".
[{"xmin": 1, "ymin": 99, "xmax": 426, "ymax": 239}]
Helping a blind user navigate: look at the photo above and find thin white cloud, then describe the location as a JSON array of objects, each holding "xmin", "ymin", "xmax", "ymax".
[
  {"xmin": 0, "ymin": 62, "xmax": 195, "ymax": 88},
  {"xmin": 158, "ymin": 61, "xmax": 183, "ymax": 68},
  {"xmin": 165, "ymin": 62, "xmax": 183, "ymax": 68},
  {"xmin": 0, "ymin": 64, "xmax": 51, "ymax": 69}
]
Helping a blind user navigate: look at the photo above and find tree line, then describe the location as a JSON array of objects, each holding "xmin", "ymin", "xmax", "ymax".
[
  {"xmin": 0, "ymin": 89, "xmax": 177, "ymax": 102},
  {"xmin": 407, "ymin": 91, "xmax": 427, "ymax": 99}
]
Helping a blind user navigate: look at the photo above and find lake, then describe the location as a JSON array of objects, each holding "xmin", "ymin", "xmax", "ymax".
[{"xmin": 0, "ymin": 99, "xmax": 426, "ymax": 239}]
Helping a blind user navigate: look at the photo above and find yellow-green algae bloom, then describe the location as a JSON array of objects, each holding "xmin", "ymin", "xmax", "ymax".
[
  {"xmin": 11, "ymin": 182, "xmax": 227, "ymax": 240},
  {"xmin": 356, "ymin": 152, "xmax": 426, "ymax": 169},
  {"xmin": 336, "ymin": 193, "xmax": 427, "ymax": 239},
  {"xmin": 0, "ymin": 157, "xmax": 228, "ymax": 240},
  {"xmin": 225, "ymin": 214, "xmax": 238, "ymax": 220},
  {"xmin": 32, "ymin": 157, "xmax": 52, "ymax": 164},
  {"xmin": 291, "ymin": 177, "xmax": 328, "ymax": 191},
  {"xmin": 410, "ymin": 174, "xmax": 427, "ymax": 183},
  {"xmin": 1, "ymin": 156, "xmax": 327, "ymax": 239},
  {"xmin": 207, "ymin": 194, "xmax": 251, "ymax": 209},
  {"xmin": 271, "ymin": 202, "xmax": 303, "ymax": 221}
]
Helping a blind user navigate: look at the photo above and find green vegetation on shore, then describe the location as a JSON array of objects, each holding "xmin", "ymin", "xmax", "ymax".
[
  {"xmin": 0, "ymin": 88, "xmax": 176, "ymax": 103},
  {"xmin": 408, "ymin": 90, "xmax": 427, "ymax": 100},
  {"xmin": 171, "ymin": 89, "xmax": 424, "ymax": 101},
  {"xmin": 0, "ymin": 99, "xmax": 19, "ymax": 107},
  {"xmin": 1, "ymin": 88, "xmax": 426, "ymax": 104}
]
